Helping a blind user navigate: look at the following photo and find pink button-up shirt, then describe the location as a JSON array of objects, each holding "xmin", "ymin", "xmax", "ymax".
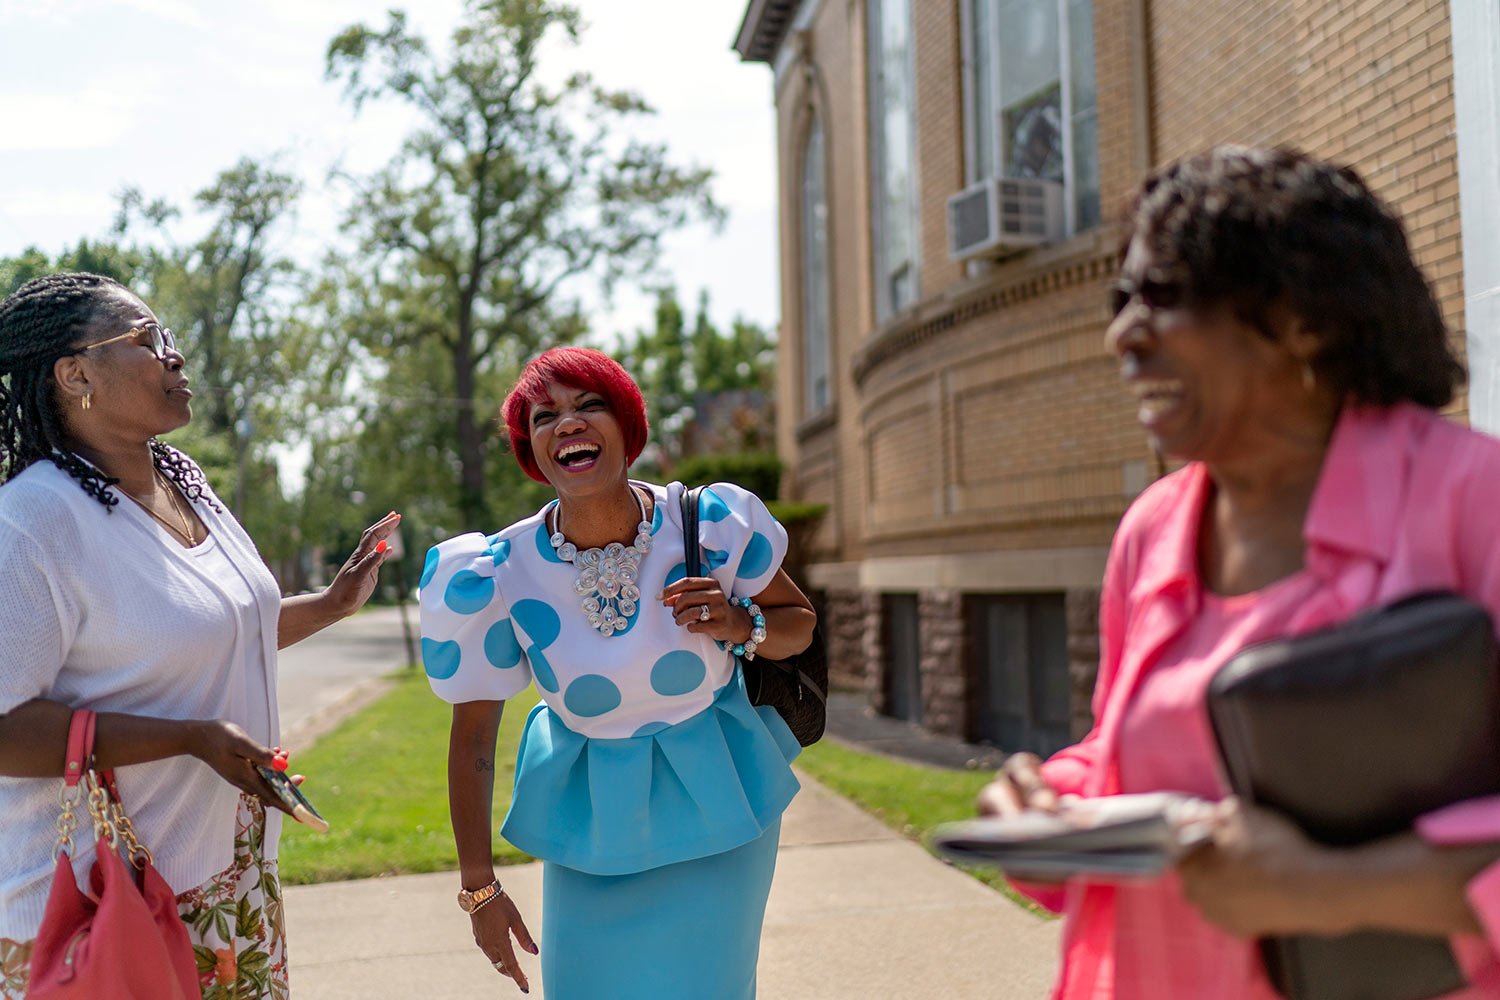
[{"xmin": 1028, "ymin": 402, "xmax": 1500, "ymax": 999}]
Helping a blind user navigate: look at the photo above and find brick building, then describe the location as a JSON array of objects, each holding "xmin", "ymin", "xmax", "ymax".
[{"xmin": 734, "ymin": 0, "xmax": 1466, "ymax": 753}]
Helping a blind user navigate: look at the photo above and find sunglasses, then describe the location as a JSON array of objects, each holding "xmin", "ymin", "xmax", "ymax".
[
  {"xmin": 1110, "ymin": 277, "xmax": 1187, "ymax": 317},
  {"xmin": 76, "ymin": 323, "xmax": 179, "ymax": 361}
]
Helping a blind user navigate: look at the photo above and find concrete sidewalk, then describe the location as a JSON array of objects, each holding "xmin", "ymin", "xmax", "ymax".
[
  {"xmin": 284, "ymin": 774, "xmax": 1059, "ymax": 999},
  {"xmin": 278, "ymin": 606, "xmax": 1060, "ymax": 998}
]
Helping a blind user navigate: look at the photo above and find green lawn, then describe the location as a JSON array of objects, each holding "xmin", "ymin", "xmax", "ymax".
[
  {"xmin": 277, "ymin": 672, "xmax": 538, "ymax": 884},
  {"xmin": 795, "ymin": 737, "xmax": 1047, "ymax": 911}
]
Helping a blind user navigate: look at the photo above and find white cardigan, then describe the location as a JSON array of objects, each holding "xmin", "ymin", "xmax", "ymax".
[{"xmin": 0, "ymin": 459, "xmax": 283, "ymax": 940}]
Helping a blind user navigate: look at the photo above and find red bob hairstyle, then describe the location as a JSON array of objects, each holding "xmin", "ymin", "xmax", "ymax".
[{"xmin": 501, "ymin": 347, "xmax": 649, "ymax": 485}]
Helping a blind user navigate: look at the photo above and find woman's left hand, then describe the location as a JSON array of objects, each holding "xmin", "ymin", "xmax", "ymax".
[
  {"xmin": 661, "ymin": 577, "xmax": 752, "ymax": 646},
  {"xmin": 1178, "ymin": 797, "xmax": 1339, "ymax": 937},
  {"xmin": 323, "ymin": 512, "xmax": 402, "ymax": 619}
]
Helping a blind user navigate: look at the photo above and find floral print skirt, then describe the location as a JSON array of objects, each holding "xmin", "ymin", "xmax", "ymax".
[{"xmin": 0, "ymin": 793, "xmax": 289, "ymax": 1000}]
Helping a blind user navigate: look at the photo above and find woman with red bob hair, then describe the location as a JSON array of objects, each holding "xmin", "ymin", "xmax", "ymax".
[
  {"xmin": 502, "ymin": 347, "xmax": 649, "ymax": 485},
  {"xmin": 419, "ymin": 346, "xmax": 816, "ymax": 998}
]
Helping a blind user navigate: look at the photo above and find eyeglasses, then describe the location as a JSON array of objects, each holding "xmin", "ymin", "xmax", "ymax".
[
  {"xmin": 1110, "ymin": 277, "xmax": 1187, "ymax": 317},
  {"xmin": 76, "ymin": 323, "xmax": 178, "ymax": 361}
]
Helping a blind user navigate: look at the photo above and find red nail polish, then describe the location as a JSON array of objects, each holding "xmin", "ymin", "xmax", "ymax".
[
  {"xmin": 271, "ymin": 757, "xmax": 288, "ymax": 772},
  {"xmin": 376, "ymin": 540, "xmax": 389, "ymax": 554}
]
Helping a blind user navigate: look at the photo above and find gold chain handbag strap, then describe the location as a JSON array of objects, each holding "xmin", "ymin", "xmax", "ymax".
[
  {"xmin": 109, "ymin": 797, "xmax": 153, "ymax": 868},
  {"xmin": 51, "ymin": 781, "xmax": 83, "ymax": 863},
  {"xmin": 84, "ymin": 771, "xmax": 120, "ymax": 852},
  {"xmin": 52, "ymin": 709, "xmax": 154, "ymax": 870}
]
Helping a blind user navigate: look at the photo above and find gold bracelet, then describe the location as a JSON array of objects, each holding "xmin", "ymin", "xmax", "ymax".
[{"xmin": 457, "ymin": 879, "xmax": 503, "ymax": 914}]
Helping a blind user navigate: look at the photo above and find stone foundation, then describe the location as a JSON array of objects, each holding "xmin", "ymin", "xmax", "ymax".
[
  {"xmin": 1065, "ymin": 587, "xmax": 1102, "ymax": 739},
  {"xmin": 861, "ymin": 591, "xmax": 887, "ymax": 714},
  {"xmin": 827, "ymin": 582, "xmax": 1102, "ymax": 747},
  {"xmin": 918, "ymin": 589, "xmax": 967, "ymax": 738},
  {"xmin": 822, "ymin": 587, "xmax": 869, "ymax": 691}
]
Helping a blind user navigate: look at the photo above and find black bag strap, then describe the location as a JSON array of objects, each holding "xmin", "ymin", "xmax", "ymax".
[
  {"xmin": 679, "ymin": 483, "xmax": 826, "ymax": 711},
  {"xmin": 679, "ymin": 485, "xmax": 702, "ymax": 578}
]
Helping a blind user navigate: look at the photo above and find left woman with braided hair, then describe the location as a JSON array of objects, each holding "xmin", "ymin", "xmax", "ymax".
[{"xmin": 0, "ymin": 273, "xmax": 398, "ymax": 998}]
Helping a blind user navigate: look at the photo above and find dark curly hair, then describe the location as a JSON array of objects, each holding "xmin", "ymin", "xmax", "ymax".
[
  {"xmin": 0, "ymin": 272, "xmax": 222, "ymax": 511},
  {"xmin": 1122, "ymin": 145, "xmax": 1463, "ymax": 408}
]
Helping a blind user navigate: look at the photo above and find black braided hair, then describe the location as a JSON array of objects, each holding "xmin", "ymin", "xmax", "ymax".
[{"xmin": 0, "ymin": 272, "xmax": 223, "ymax": 512}]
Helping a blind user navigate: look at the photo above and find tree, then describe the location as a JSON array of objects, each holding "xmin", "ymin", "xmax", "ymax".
[
  {"xmin": 325, "ymin": 0, "xmax": 721, "ymax": 525},
  {"xmin": 112, "ymin": 157, "xmax": 309, "ymax": 536},
  {"xmin": 0, "ymin": 240, "xmax": 143, "ymax": 297},
  {"xmin": 620, "ymin": 288, "xmax": 777, "ymax": 471},
  {"xmin": 116, "ymin": 158, "xmax": 304, "ymax": 439}
]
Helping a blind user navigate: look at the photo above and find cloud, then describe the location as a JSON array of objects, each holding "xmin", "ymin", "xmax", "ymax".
[
  {"xmin": 103, "ymin": 0, "xmax": 206, "ymax": 27},
  {"xmin": 0, "ymin": 187, "xmax": 116, "ymax": 220},
  {"xmin": 0, "ymin": 0, "xmax": 205, "ymax": 29},
  {"xmin": 0, "ymin": 86, "xmax": 147, "ymax": 151}
]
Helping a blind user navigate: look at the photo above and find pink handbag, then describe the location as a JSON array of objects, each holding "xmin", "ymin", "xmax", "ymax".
[{"xmin": 26, "ymin": 710, "xmax": 199, "ymax": 1000}]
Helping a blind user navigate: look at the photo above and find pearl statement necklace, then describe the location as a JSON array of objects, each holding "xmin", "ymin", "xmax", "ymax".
[{"xmin": 550, "ymin": 486, "xmax": 653, "ymax": 636}]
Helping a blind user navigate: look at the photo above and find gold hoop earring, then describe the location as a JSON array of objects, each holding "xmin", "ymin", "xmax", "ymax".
[
  {"xmin": 1301, "ymin": 362, "xmax": 1316, "ymax": 393},
  {"xmin": 81, "ymin": 392, "xmax": 93, "ymax": 411}
]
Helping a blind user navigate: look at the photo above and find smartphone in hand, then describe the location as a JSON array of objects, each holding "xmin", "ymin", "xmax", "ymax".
[{"xmin": 256, "ymin": 764, "xmax": 330, "ymax": 833}]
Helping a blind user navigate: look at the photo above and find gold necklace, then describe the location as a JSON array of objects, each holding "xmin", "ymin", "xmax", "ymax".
[
  {"xmin": 124, "ymin": 471, "xmax": 198, "ymax": 546},
  {"xmin": 155, "ymin": 470, "xmax": 198, "ymax": 544}
]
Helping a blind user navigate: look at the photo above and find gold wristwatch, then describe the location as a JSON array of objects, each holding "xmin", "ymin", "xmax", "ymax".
[{"xmin": 457, "ymin": 879, "xmax": 503, "ymax": 914}]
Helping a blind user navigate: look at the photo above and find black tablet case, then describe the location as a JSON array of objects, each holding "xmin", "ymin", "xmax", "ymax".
[{"xmin": 1208, "ymin": 592, "xmax": 1500, "ymax": 1000}]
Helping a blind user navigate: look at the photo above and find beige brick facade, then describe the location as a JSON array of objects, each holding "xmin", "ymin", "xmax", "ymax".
[{"xmin": 738, "ymin": 0, "xmax": 1465, "ymax": 749}]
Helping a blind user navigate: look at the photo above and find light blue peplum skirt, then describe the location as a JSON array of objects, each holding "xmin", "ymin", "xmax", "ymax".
[
  {"xmin": 501, "ymin": 668, "xmax": 801, "ymax": 999},
  {"xmin": 540, "ymin": 817, "xmax": 781, "ymax": 999}
]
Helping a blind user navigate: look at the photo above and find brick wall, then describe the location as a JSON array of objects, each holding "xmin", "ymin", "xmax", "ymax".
[
  {"xmin": 912, "ymin": 0, "xmax": 965, "ymax": 299},
  {"xmin": 1291, "ymin": 0, "xmax": 1466, "ymax": 397}
]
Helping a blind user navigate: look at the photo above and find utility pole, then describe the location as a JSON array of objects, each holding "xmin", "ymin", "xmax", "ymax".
[{"xmin": 386, "ymin": 526, "xmax": 418, "ymax": 669}]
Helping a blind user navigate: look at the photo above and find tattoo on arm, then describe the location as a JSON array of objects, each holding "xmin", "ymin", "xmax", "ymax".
[{"xmin": 474, "ymin": 758, "xmax": 494, "ymax": 773}]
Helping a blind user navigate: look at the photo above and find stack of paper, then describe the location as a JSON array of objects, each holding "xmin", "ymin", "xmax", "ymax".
[{"xmin": 930, "ymin": 792, "xmax": 1216, "ymax": 881}]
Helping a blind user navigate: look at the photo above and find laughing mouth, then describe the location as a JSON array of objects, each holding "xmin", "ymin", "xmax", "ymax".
[
  {"xmin": 1131, "ymin": 379, "xmax": 1184, "ymax": 417},
  {"xmin": 554, "ymin": 441, "xmax": 601, "ymax": 470}
]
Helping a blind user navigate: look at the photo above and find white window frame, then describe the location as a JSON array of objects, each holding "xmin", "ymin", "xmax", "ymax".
[
  {"xmin": 960, "ymin": 0, "xmax": 1098, "ymax": 235},
  {"xmin": 800, "ymin": 115, "xmax": 833, "ymax": 416},
  {"xmin": 867, "ymin": 0, "xmax": 922, "ymax": 322}
]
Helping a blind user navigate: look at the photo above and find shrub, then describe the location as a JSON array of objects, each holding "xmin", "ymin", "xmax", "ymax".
[{"xmin": 671, "ymin": 451, "xmax": 782, "ymax": 500}]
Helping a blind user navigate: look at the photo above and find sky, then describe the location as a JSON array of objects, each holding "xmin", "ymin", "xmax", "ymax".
[{"xmin": 0, "ymin": 0, "xmax": 781, "ymax": 342}]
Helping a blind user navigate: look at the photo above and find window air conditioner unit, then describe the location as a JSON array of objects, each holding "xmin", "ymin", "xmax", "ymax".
[{"xmin": 947, "ymin": 176, "xmax": 1066, "ymax": 260}]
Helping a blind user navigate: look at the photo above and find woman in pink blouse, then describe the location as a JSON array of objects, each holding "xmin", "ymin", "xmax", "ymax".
[{"xmin": 979, "ymin": 146, "xmax": 1500, "ymax": 998}]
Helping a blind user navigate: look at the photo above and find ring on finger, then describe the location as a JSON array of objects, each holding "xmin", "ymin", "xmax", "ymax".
[
  {"xmin": 492, "ymin": 960, "xmax": 507, "ymax": 972},
  {"xmin": 698, "ymin": 604, "xmax": 711, "ymax": 622}
]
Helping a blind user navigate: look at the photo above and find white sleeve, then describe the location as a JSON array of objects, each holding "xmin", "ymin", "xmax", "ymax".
[
  {"xmin": 0, "ymin": 521, "xmax": 78, "ymax": 714},
  {"xmin": 696, "ymin": 482, "xmax": 789, "ymax": 600},
  {"xmin": 418, "ymin": 532, "xmax": 533, "ymax": 704}
]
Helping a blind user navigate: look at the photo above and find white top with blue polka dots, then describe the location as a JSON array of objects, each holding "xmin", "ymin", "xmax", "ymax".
[{"xmin": 418, "ymin": 481, "xmax": 788, "ymax": 739}]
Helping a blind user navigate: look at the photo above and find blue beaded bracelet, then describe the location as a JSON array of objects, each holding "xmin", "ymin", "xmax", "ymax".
[{"xmin": 731, "ymin": 596, "xmax": 767, "ymax": 659}]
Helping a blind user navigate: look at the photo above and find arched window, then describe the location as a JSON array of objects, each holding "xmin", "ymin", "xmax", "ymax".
[{"xmin": 801, "ymin": 117, "xmax": 832, "ymax": 415}]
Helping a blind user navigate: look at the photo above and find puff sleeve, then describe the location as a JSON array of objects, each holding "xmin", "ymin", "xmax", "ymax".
[
  {"xmin": 418, "ymin": 532, "xmax": 532, "ymax": 704},
  {"xmin": 695, "ymin": 482, "xmax": 789, "ymax": 601}
]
